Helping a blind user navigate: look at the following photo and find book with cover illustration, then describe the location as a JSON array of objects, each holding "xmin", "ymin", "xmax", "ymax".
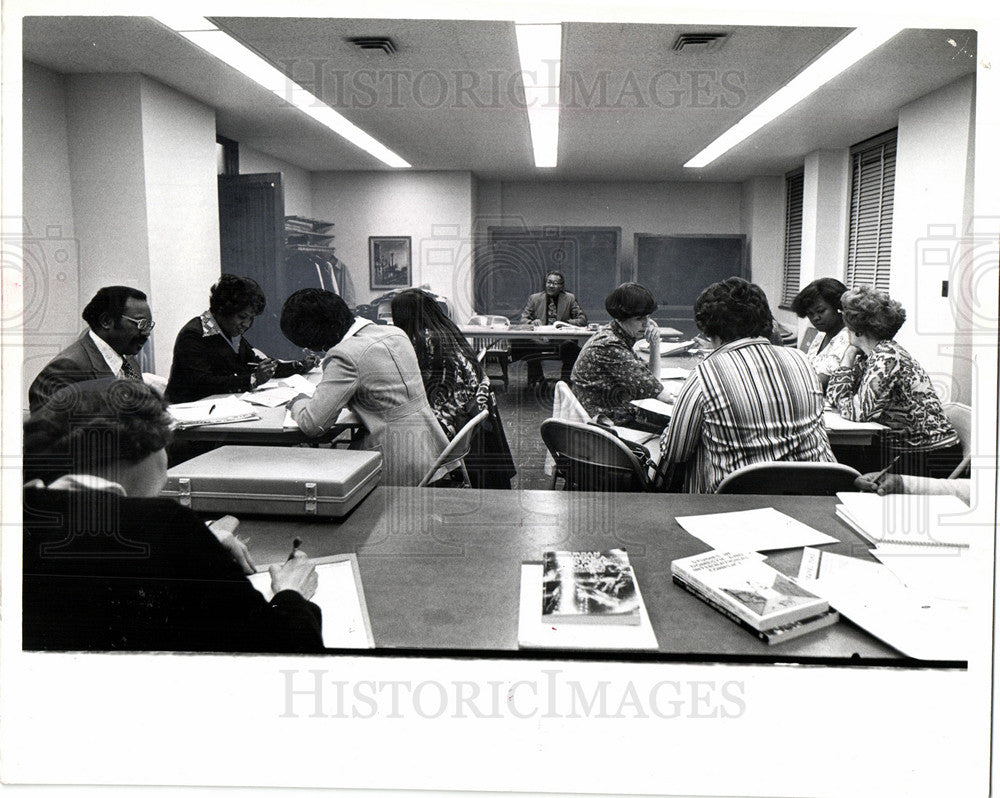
[
  {"xmin": 672, "ymin": 573, "xmax": 839, "ymax": 645},
  {"xmin": 541, "ymin": 549, "xmax": 640, "ymax": 625},
  {"xmin": 670, "ymin": 550, "xmax": 828, "ymax": 631}
]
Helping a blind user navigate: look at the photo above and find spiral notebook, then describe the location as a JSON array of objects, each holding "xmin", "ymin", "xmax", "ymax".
[{"xmin": 834, "ymin": 492, "xmax": 970, "ymax": 548}]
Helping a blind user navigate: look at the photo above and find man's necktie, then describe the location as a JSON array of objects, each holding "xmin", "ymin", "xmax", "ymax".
[{"xmin": 121, "ymin": 359, "xmax": 142, "ymax": 381}]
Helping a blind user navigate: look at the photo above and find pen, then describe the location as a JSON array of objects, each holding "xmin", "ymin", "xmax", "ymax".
[
  {"xmin": 208, "ymin": 404, "xmax": 216, "ymax": 415},
  {"xmin": 286, "ymin": 537, "xmax": 302, "ymax": 561},
  {"xmin": 871, "ymin": 454, "xmax": 903, "ymax": 486}
]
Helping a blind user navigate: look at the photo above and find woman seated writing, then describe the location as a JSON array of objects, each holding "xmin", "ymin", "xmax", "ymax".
[
  {"xmin": 390, "ymin": 288, "xmax": 516, "ymax": 489},
  {"xmin": 280, "ymin": 289, "xmax": 448, "ymax": 486},
  {"xmin": 658, "ymin": 278, "xmax": 834, "ymax": 493},
  {"xmin": 570, "ymin": 283, "xmax": 675, "ymax": 425},
  {"xmin": 166, "ymin": 274, "xmax": 319, "ymax": 403},
  {"xmin": 790, "ymin": 277, "xmax": 850, "ymax": 392},
  {"xmin": 22, "ymin": 379, "xmax": 322, "ymax": 653},
  {"xmin": 826, "ymin": 286, "xmax": 961, "ymax": 478}
]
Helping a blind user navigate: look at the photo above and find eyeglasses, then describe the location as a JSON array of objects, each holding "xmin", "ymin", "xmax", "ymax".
[
  {"xmin": 545, "ymin": 280, "xmax": 564, "ymax": 286},
  {"xmin": 121, "ymin": 315, "xmax": 156, "ymax": 332}
]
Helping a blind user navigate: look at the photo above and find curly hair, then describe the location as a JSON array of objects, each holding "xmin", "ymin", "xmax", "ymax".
[
  {"xmin": 605, "ymin": 283, "xmax": 656, "ymax": 321},
  {"xmin": 280, "ymin": 289, "xmax": 355, "ymax": 351},
  {"xmin": 694, "ymin": 277, "xmax": 774, "ymax": 343},
  {"xmin": 790, "ymin": 277, "xmax": 848, "ymax": 317},
  {"xmin": 390, "ymin": 289, "xmax": 482, "ymax": 376},
  {"xmin": 81, "ymin": 286, "xmax": 147, "ymax": 329},
  {"xmin": 840, "ymin": 285, "xmax": 906, "ymax": 340},
  {"xmin": 23, "ymin": 379, "xmax": 172, "ymax": 482},
  {"xmin": 209, "ymin": 274, "xmax": 267, "ymax": 318}
]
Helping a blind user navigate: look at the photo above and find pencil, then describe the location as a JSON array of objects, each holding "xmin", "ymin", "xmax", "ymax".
[
  {"xmin": 287, "ymin": 537, "xmax": 302, "ymax": 561},
  {"xmin": 872, "ymin": 454, "xmax": 903, "ymax": 486}
]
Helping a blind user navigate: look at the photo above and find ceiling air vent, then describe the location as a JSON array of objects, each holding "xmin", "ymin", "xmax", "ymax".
[
  {"xmin": 671, "ymin": 32, "xmax": 729, "ymax": 52},
  {"xmin": 347, "ymin": 36, "xmax": 397, "ymax": 55}
]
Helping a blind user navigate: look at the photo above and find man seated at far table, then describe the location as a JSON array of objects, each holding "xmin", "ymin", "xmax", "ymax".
[
  {"xmin": 28, "ymin": 285, "xmax": 160, "ymax": 413},
  {"xmin": 510, "ymin": 270, "xmax": 588, "ymax": 387}
]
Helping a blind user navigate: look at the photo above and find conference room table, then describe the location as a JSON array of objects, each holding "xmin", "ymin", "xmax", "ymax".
[
  {"xmin": 170, "ymin": 404, "xmax": 362, "ymax": 445},
  {"xmin": 459, "ymin": 323, "xmax": 684, "ymax": 344},
  {"xmin": 234, "ymin": 487, "xmax": 960, "ymax": 667}
]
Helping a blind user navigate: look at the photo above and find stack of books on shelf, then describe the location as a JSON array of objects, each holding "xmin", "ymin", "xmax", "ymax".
[{"xmin": 671, "ymin": 550, "xmax": 839, "ymax": 645}]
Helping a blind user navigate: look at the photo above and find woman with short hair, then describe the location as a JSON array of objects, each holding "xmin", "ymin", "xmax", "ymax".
[
  {"xmin": 658, "ymin": 277, "xmax": 834, "ymax": 493},
  {"xmin": 570, "ymin": 282, "xmax": 675, "ymax": 425},
  {"xmin": 790, "ymin": 277, "xmax": 850, "ymax": 391},
  {"xmin": 280, "ymin": 288, "xmax": 448, "ymax": 486},
  {"xmin": 390, "ymin": 288, "xmax": 516, "ymax": 488},
  {"xmin": 827, "ymin": 285, "xmax": 961, "ymax": 477},
  {"xmin": 22, "ymin": 379, "xmax": 323, "ymax": 653},
  {"xmin": 166, "ymin": 274, "xmax": 319, "ymax": 403}
]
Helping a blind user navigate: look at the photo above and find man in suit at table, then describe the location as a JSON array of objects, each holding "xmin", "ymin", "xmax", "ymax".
[
  {"xmin": 513, "ymin": 270, "xmax": 588, "ymax": 387},
  {"xmin": 28, "ymin": 285, "xmax": 156, "ymax": 413}
]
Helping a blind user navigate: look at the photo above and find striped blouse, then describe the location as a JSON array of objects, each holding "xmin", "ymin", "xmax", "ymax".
[{"xmin": 658, "ymin": 337, "xmax": 835, "ymax": 493}]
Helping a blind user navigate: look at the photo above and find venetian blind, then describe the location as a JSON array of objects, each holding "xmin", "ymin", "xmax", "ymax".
[
  {"xmin": 846, "ymin": 130, "xmax": 897, "ymax": 293},
  {"xmin": 781, "ymin": 169, "xmax": 804, "ymax": 307}
]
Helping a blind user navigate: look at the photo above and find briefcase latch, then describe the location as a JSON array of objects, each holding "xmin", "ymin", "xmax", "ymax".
[
  {"xmin": 177, "ymin": 478, "xmax": 191, "ymax": 508},
  {"xmin": 304, "ymin": 482, "xmax": 318, "ymax": 515}
]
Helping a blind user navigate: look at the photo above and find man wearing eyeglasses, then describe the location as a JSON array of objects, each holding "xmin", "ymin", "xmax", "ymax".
[
  {"xmin": 514, "ymin": 271, "xmax": 588, "ymax": 387},
  {"xmin": 28, "ymin": 286, "xmax": 157, "ymax": 413}
]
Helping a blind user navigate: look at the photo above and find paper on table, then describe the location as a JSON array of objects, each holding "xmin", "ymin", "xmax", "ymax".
[
  {"xmin": 868, "ymin": 544, "xmax": 971, "ymax": 602},
  {"xmin": 822, "ymin": 411, "xmax": 886, "ymax": 431},
  {"xmin": 675, "ymin": 507, "xmax": 839, "ymax": 552},
  {"xmin": 167, "ymin": 397, "xmax": 258, "ymax": 427},
  {"xmin": 796, "ymin": 548, "xmax": 968, "ymax": 660},
  {"xmin": 248, "ymin": 554, "xmax": 374, "ymax": 649},
  {"xmin": 275, "ymin": 373, "xmax": 317, "ymax": 396},
  {"xmin": 660, "ymin": 368, "xmax": 692, "ymax": 380},
  {"xmin": 282, "ymin": 409, "xmax": 299, "ymax": 429},
  {"xmin": 517, "ymin": 563, "xmax": 658, "ymax": 650},
  {"xmin": 239, "ymin": 387, "xmax": 299, "ymax": 407},
  {"xmin": 661, "ymin": 339, "xmax": 698, "ymax": 357}
]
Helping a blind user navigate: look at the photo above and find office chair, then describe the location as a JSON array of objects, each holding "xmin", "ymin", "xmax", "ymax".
[
  {"xmin": 418, "ymin": 408, "xmax": 490, "ymax": 488},
  {"xmin": 942, "ymin": 402, "xmax": 972, "ymax": 478},
  {"xmin": 540, "ymin": 418, "xmax": 654, "ymax": 492},
  {"xmin": 714, "ymin": 461, "xmax": 862, "ymax": 495}
]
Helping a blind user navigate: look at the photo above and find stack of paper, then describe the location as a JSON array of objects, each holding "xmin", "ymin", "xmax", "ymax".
[
  {"xmin": 675, "ymin": 507, "xmax": 839, "ymax": 552},
  {"xmin": 167, "ymin": 397, "xmax": 258, "ymax": 428}
]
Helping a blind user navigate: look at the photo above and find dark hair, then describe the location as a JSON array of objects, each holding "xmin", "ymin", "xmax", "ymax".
[
  {"xmin": 209, "ymin": 274, "xmax": 266, "ymax": 317},
  {"xmin": 694, "ymin": 277, "xmax": 774, "ymax": 342},
  {"xmin": 544, "ymin": 271, "xmax": 565, "ymax": 285},
  {"xmin": 23, "ymin": 380, "xmax": 172, "ymax": 482},
  {"xmin": 841, "ymin": 285, "xmax": 906, "ymax": 340},
  {"xmin": 390, "ymin": 289, "xmax": 483, "ymax": 377},
  {"xmin": 605, "ymin": 282, "xmax": 656, "ymax": 321},
  {"xmin": 790, "ymin": 277, "xmax": 848, "ymax": 317},
  {"xmin": 280, "ymin": 289, "xmax": 355, "ymax": 351},
  {"xmin": 81, "ymin": 286, "xmax": 147, "ymax": 329}
]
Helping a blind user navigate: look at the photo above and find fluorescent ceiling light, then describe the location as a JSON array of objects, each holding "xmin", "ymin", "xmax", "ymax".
[
  {"xmin": 515, "ymin": 23, "xmax": 562, "ymax": 168},
  {"xmin": 684, "ymin": 27, "xmax": 902, "ymax": 169},
  {"xmin": 154, "ymin": 16, "xmax": 410, "ymax": 169}
]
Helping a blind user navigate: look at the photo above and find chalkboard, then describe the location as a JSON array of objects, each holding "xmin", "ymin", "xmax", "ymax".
[
  {"xmin": 477, "ymin": 227, "xmax": 621, "ymax": 321},
  {"xmin": 635, "ymin": 234, "xmax": 747, "ymax": 336}
]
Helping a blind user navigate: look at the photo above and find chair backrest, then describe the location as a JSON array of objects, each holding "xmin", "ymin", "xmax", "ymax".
[
  {"xmin": 798, "ymin": 326, "xmax": 818, "ymax": 353},
  {"xmin": 942, "ymin": 402, "xmax": 972, "ymax": 478},
  {"xmin": 552, "ymin": 380, "xmax": 589, "ymax": 422},
  {"xmin": 418, "ymin": 408, "xmax": 490, "ymax": 488},
  {"xmin": 468, "ymin": 314, "xmax": 510, "ymax": 329},
  {"xmin": 540, "ymin": 418, "xmax": 651, "ymax": 492},
  {"xmin": 715, "ymin": 461, "xmax": 862, "ymax": 495}
]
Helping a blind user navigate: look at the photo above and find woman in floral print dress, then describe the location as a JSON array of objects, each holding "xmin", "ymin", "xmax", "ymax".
[{"xmin": 826, "ymin": 286, "xmax": 963, "ymax": 478}]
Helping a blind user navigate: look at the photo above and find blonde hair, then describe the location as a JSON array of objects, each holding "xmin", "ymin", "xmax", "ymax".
[{"xmin": 841, "ymin": 285, "xmax": 906, "ymax": 340}]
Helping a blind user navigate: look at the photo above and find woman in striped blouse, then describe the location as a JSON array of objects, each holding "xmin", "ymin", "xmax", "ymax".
[{"xmin": 658, "ymin": 278, "xmax": 834, "ymax": 493}]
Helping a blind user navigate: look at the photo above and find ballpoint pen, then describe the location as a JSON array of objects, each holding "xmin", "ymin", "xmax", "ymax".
[
  {"xmin": 871, "ymin": 454, "xmax": 903, "ymax": 487},
  {"xmin": 286, "ymin": 537, "xmax": 302, "ymax": 561}
]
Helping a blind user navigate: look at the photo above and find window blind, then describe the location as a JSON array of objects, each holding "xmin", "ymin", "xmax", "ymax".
[
  {"xmin": 846, "ymin": 130, "xmax": 896, "ymax": 293},
  {"xmin": 781, "ymin": 169, "xmax": 804, "ymax": 307}
]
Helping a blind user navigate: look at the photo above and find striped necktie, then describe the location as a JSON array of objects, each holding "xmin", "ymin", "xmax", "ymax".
[{"xmin": 121, "ymin": 359, "xmax": 142, "ymax": 381}]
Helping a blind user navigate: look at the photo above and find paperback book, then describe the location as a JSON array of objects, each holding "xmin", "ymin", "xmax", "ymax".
[
  {"xmin": 670, "ymin": 550, "xmax": 829, "ymax": 632},
  {"xmin": 542, "ymin": 549, "xmax": 640, "ymax": 625}
]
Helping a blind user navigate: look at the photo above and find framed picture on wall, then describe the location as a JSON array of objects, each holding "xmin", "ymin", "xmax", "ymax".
[{"xmin": 369, "ymin": 236, "xmax": 412, "ymax": 290}]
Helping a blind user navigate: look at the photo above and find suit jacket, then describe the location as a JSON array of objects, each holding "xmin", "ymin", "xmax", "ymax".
[
  {"xmin": 520, "ymin": 291, "xmax": 588, "ymax": 326},
  {"xmin": 28, "ymin": 331, "xmax": 141, "ymax": 413},
  {"xmin": 289, "ymin": 323, "xmax": 449, "ymax": 486},
  {"xmin": 166, "ymin": 315, "xmax": 300, "ymax": 403},
  {"xmin": 22, "ymin": 488, "xmax": 324, "ymax": 653}
]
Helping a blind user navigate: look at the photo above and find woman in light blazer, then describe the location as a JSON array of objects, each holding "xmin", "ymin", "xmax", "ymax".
[{"xmin": 280, "ymin": 289, "xmax": 448, "ymax": 486}]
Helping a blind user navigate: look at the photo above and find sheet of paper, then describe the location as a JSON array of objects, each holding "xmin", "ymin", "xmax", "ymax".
[
  {"xmin": 517, "ymin": 564, "xmax": 658, "ymax": 650},
  {"xmin": 796, "ymin": 548, "xmax": 968, "ymax": 661},
  {"xmin": 167, "ymin": 397, "xmax": 257, "ymax": 425},
  {"xmin": 869, "ymin": 544, "xmax": 971, "ymax": 602},
  {"xmin": 239, "ymin": 387, "xmax": 299, "ymax": 407},
  {"xmin": 631, "ymin": 397, "xmax": 674, "ymax": 414},
  {"xmin": 660, "ymin": 368, "xmax": 691, "ymax": 380},
  {"xmin": 822, "ymin": 411, "xmax": 886, "ymax": 431},
  {"xmin": 661, "ymin": 339, "xmax": 697, "ymax": 357},
  {"xmin": 249, "ymin": 555, "xmax": 374, "ymax": 649},
  {"xmin": 835, "ymin": 492, "xmax": 971, "ymax": 547},
  {"xmin": 675, "ymin": 507, "xmax": 839, "ymax": 552}
]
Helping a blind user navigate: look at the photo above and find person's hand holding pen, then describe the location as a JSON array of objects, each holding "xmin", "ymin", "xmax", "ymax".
[
  {"xmin": 297, "ymin": 352, "xmax": 322, "ymax": 372},
  {"xmin": 205, "ymin": 515, "xmax": 255, "ymax": 574},
  {"xmin": 269, "ymin": 537, "xmax": 318, "ymax": 600},
  {"xmin": 252, "ymin": 357, "xmax": 278, "ymax": 386},
  {"xmin": 854, "ymin": 455, "xmax": 904, "ymax": 495}
]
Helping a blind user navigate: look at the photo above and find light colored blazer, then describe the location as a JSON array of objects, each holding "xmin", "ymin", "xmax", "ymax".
[
  {"xmin": 289, "ymin": 322, "xmax": 449, "ymax": 486},
  {"xmin": 520, "ymin": 291, "xmax": 588, "ymax": 326}
]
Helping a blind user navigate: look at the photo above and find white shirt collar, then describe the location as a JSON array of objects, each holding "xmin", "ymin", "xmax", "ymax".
[
  {"xmin": 89, "ymin": 329, "xmax": 124, "ymax": 376},
  {"xmin": 42, "ymin": 474, "xmax": 128, "ymax": 495},
  {"xmin": 345, "ymin": 316, "xmax": 373, "ymax": 340}
]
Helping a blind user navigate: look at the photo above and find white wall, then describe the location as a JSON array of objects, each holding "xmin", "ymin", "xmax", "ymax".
[
  {"xmin": 891, "ymin": 75, "xmax": 976, "ymax": 404},
  {"xmin": 140, "ymin": 76, "xmax": 221, "ymax": 377},
  {"xmin": 21, "ymin": 62, "xmax": 81, "ymax": 392},
  {"xmin": 240, "ymin": 144, "xmax": 313, "ymax": 219},
  {"xmin": 310, "ymin": 171, "xmax": 475, "ymax": 320},
  {"xmin": 740, "ymin": 176, "xmax": 786, "ymax": 324}
]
